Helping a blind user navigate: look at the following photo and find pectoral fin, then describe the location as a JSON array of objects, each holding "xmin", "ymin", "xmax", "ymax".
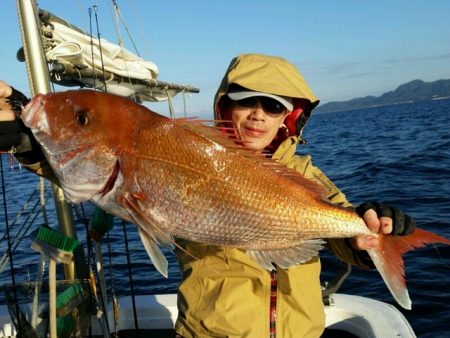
[
  {"xmin": 122, "ymin": 193, "xmax": 171, "ymax": 277},
  {"xmin": 136, "ymin": 225, "xmax": 168, "ymax": 278}
]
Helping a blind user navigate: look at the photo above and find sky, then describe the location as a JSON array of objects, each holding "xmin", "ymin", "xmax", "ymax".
[{"xmin": 1, "ymin": 0, "xmax": 450, "ymax": 118}]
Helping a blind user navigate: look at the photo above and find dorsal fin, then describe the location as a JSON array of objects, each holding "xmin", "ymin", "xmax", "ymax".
[
  {"xmin": 173, "ymin": 118, "xmax": 329, "ymax": 199},
  {"xmin": 173, "ymin": 118, "xmax": 245, "ymax": 149}
]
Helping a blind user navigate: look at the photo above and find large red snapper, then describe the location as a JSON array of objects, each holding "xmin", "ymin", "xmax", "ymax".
[{"xmin": 22, "ymin": 90, "xmax": 450, "ymax": 309}]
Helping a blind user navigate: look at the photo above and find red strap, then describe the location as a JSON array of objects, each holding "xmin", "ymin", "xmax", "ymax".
[
  {"xmin": 270, "ymin": 269, "xmax": 277, "ymax": 338},
  {"xmin": 0, "ymin": 151, "xmax": 21, "ymax": 170}
]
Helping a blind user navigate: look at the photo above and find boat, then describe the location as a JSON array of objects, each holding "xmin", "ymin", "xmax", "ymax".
[
  {"xmin": 0, "ymin": 293, "xmax": 416, "ymax": 337},
  {"xmin": 0, "ymin": 1, "xmax": 417, "ymax": 337}
]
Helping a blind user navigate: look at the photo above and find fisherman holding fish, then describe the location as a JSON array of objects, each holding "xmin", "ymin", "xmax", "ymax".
[{"xmin": 0, "ymin": 53, "xmax": 423, "ymax": 338}]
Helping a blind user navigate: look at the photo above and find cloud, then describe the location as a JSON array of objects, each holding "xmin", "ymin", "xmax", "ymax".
[
  {"xmin": 300, "ymin": 61, "xmax": 360, "ymax": 76},
  {"xmin": 383, "ymin": 52, "xmax": 450, "ymax": 64}
]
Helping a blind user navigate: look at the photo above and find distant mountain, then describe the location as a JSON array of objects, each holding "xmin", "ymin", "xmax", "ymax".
[{"xmin": 315, "ymin": 79, "xmax": 450, "ymax": 113}]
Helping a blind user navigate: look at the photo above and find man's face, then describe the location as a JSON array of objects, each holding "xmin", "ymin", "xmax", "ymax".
[{"xmin": 230, "ymin": 97, "xmax": 291, "ymax": 150}]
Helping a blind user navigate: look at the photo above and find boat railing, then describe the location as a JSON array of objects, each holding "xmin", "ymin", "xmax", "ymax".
[{"xmin": 321, "ymin": 260, "xmax": 352, "ymax": 305}]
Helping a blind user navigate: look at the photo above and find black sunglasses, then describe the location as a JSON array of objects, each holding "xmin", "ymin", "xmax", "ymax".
[{"xmin": 233, "ymin": 96, "xmax": 287, "ymax": 114}]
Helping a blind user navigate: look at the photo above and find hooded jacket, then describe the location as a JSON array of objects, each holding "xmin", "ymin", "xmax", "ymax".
[{"xmin": 175, "ymin": 54, "xmax": 370, "ymax": 338}]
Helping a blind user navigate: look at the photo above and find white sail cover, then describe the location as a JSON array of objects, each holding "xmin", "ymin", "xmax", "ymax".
[
  {"xmin": 46, "ymin": 21, "xmax": 159, "ymax": 81},
  {"xmin": 40, "ymin": 14, "xmax": 193, "ymax": 102}
]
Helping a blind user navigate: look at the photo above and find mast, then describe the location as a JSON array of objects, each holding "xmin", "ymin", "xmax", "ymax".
[{"xmin": 16, "ymin": 0, "xmax": 81, "ymax": 280}]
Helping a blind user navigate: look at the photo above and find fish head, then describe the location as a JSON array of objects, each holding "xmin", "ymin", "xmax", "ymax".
[{"xmin": 22, "ymin": 90, "xmax": 139, "ymax": 203}]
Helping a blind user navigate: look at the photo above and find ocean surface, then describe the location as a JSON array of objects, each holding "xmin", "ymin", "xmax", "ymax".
[{"xmin": 0, "ymin": 98, "xmax": 449, "ymax": 337}]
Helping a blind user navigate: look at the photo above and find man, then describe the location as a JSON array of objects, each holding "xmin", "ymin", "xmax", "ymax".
[{"xmin": 0, "ymin": 55, "xmax": 414, "ymax": 337}]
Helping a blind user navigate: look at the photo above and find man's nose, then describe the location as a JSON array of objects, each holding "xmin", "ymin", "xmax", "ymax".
[{"xmin": 249, "ymin": 102, "xmax": 266, "ymax": 120}]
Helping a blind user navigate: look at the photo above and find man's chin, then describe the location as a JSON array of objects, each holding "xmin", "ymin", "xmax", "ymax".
[{"xmin": 242, "ymin": 139, "xmax": 266, "ymax": 151}]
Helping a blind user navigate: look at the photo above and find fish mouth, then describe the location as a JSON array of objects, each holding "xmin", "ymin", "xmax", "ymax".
[
  {"xmin": 22, "ymin": 94, "xmax": 49, "ymax": 133},
  {"xmin": 99, "ymin": 159, "xmax": 120, "ymax": 196}
]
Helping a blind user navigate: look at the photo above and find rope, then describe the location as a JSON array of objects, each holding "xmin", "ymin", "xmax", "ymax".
[
  {"xmin": 166, "ymin": 89, "xmax": 176, "ymax": 118},
  {"xmin": 183, "ymin": 90, "xmax": 188, "ymax": 117}
]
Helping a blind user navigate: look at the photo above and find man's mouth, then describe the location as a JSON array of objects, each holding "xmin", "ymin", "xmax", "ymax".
[{"xmin": 244, "ymin": 126, "xmax": 265, "ymax": 137}]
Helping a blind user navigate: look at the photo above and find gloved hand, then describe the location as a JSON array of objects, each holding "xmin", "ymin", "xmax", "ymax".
[
  {"xmin": 0, "ymin": 81, "xmax": 28, "ymax": 146},
  {"xmin": 355, "ymin": 202, "xmax": 416, "ymax": 236},
  {"xmin": 0, "ymin": 81, "xmax": 29, "ymax": 115},
  {"xmin": 0, "ymin": 81, "xmax": 45, "ymax": 163}
]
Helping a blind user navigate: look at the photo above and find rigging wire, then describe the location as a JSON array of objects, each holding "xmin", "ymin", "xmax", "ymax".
[
  {"xmin": 105, "ymin": 231, "xmax": 119, "ymax": 336},
  {"xmin": 130, "ymin": 0, "xmax": 152, "ymax": 60},
  {"xmin": 0, "ymin": 187, "xmax": 49, "ymax": 275},
  {"xmin": 108, "ymin": 1, "xmax": 142, "ymax": 103},
  {"xmin": 0, "ymin": 156, "xmax": 20, "ymax": 328},
  {"xmin": 79, "ymin": 202, "xmax": 111, "ymax": 337},
  {"xmin": 88, "ymin": 7, "xmax": 98, "ymax": 90},
  {"xmin": 39, "ymin": 178, "xmax": 48, "ymax": 227},
  {"xmin": 107, "ymin": 0, "xmax": 123, "ymax": 49},
  {"xmin": 107, "ymin": 0, "xmax": 190, "ymax": 110},
  {"xmin": 0, "ymin": 182, "xmax": 40, "ymax": 244},
  {"xmin": 75, "ymin": 0, "xmax": 90, "ymax": 32},
  {"xmin": 92, "ymin": 5, "xmax": 108, "ymax": 93},
  {"xmin": 110, "ymin": 0, "xmax": 141, "ymax": 57},
  {"xmin": 87, "ymin": 7, "xmax": 124, "ymax": 335},
  {"xmin": 121, "ymin": 220, "xmax": 140, "ymax": 333}
]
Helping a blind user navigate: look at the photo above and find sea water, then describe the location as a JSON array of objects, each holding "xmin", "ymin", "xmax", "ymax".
[{"xmin": 0, "ymin": 98, "xmax": 449, "ymax": 337}]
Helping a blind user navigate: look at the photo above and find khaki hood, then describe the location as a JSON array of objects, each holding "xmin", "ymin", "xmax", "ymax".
[{"xmin": 214, "ymin": 53, "xmax": 320, "ymax": 139}]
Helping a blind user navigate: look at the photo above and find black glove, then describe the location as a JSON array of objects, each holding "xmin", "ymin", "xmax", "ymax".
[
  {"xmin": 0, "ymin": 120, "xmax": 22, "ymax": 151},
  {"xmin": 0, "ymin": 87, "xmax": 30, "ymax": 151},
  {"xmin": 355, "ymin": 202, "xmax": 416, "ymax": 236}
]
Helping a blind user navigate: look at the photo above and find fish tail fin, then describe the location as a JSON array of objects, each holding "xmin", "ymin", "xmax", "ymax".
[{"xmin": 368, "ymin": 228, "xmax": 450, "ymax": 310}]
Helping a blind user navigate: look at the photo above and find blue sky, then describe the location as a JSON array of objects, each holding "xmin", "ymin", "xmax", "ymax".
[{"xmin": 1, "ymin": 0, "xmax": 449, "ymax": 118}]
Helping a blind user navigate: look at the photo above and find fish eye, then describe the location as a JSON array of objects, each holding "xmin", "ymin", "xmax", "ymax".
[{"xmin": 75, "ymin": 112, "xmax": 89, "ymax": 126}]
